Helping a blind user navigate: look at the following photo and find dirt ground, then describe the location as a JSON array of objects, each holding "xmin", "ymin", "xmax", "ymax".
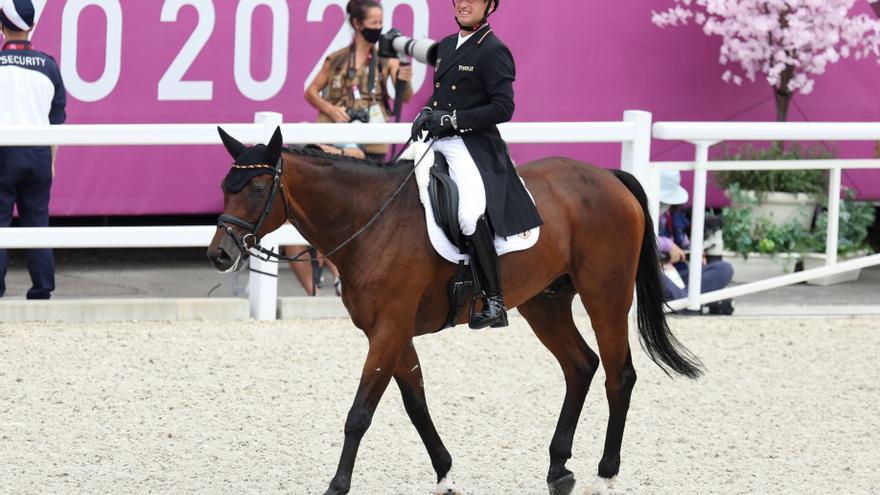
[{"xmin": 1, "ymin": 315, "xmax": 878, "ymax": 494}]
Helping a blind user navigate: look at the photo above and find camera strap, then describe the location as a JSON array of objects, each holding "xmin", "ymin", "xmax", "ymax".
[
  {"xmin": 347, "ymin": 46, "xmax": 380, "ymax": 103},
  {"xmin": 368, "ymin": 48, "xmax": 378, "ymax": 96}
]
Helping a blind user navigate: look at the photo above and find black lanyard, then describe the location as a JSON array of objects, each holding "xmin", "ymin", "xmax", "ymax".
[{"xmin": 348, "ymin": 45, "xmax": 378, "ymax": 98}]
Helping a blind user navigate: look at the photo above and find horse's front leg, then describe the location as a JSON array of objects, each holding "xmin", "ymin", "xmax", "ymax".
[
  {"xmin": 394, "ymin": 340, "xmax": 461, "ymax": 495},
  {"xmin": 324, "ymin": 326, "xmax": 405, "ymax": 495}
]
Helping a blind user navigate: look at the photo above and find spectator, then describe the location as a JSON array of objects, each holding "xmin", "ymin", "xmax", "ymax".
[
  {"xmin": 0, "ymin": 0, "xmax": 66, "ymax": 300},
  {"xmin": 657, "ymin": 170, "xmax": 735, "ymax": 315},
  {"xmin": 305, "ymin": 0, "xmax": 412, "ymax": 162}
]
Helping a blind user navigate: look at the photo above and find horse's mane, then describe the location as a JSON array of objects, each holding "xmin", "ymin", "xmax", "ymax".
[{"xmin": 284, "ymin": 145, "xmax": 412, "ymax": 170}]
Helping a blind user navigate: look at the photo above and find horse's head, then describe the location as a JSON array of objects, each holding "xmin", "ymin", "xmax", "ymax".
[{"xmin": 207, "ymin": 126, "xmax": 289, "ymax": 272}]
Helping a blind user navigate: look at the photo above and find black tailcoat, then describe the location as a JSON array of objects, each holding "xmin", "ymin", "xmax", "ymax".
[{"xmin": 429, "ymin": 24, "xmax": 543, "ymax": 237}]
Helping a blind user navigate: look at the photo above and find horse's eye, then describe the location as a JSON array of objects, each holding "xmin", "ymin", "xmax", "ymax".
[{"xmin": 252, "ymin": 185, "xmax": 267, "ymax": 195}]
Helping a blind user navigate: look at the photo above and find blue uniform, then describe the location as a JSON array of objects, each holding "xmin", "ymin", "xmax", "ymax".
[{"xmin": 0, "ymin": 39, "xmax": 66, "ymax": 299}]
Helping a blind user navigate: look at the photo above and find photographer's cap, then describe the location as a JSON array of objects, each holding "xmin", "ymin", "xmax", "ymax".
[
  {"xmin": 0, "ymin": 0, "xmax": 35, "ymax": 32},
  {"xmin": 659, "ymin": 170, "xmax": 688, "ymax": 205}
]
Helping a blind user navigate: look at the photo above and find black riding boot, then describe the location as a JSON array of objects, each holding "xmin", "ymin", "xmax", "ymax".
[{"xmin": 467, "ymin": 216, "xmax": 508, "ymax": 329}]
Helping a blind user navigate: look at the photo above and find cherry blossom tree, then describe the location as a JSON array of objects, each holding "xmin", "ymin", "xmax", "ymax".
[{"xmin": 653, "ymin": 0, "xmax": 880, "ymax": 121}]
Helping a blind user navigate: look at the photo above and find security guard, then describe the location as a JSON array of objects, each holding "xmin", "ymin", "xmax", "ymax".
[
  {"xmin": 412, "ymin": 0, "xmax": 542, "ymax": 329},
  {"xmin": 0, "ymin": 0, "xmax": 66, "ymax": 299}
]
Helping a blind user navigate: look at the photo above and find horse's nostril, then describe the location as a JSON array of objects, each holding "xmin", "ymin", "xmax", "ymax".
[{"xmin": 219, "ymin": 248, "xmax": 232, "ymax": 262}]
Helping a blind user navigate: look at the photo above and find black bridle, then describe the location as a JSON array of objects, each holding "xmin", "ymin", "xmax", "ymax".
[
  {"xmin": 217, "ymin": 156, "xmax": 293, "ymax": 260},
  {"xmin": 218, "ymin": 138, "xmax": 432, "ymax": 265}
]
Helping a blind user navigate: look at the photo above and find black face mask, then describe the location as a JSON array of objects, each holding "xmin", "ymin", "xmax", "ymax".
[{"xmin": 361, "ymin": 27, "xmax": 382, "ymax": 44}]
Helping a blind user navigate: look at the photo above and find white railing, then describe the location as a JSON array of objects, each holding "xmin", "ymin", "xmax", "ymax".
[
  {"xmin": 651, "ymin": 122, "xmax": 880, "ymax": 311},
  {"xmin": 0, "ymin": 110, "xmax": 653, "ymax": 320}
]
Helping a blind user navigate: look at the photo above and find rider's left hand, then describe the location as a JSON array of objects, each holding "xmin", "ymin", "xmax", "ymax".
[{"xmin": 426, "ymin": 110, "xmax": 456, "ymax": 139}]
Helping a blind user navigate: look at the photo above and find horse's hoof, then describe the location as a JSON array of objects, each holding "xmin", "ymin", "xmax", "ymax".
[
  {"xmin": 548, "ymin": 472, "xmax": 576, "ymax": 495},
  {"xmin": 585, "ymin": 475, "xmax": 617, "ymax": 495},
  {"xmin": 431, "ymin": 489, "xmax": 465, "ymax": 495}
]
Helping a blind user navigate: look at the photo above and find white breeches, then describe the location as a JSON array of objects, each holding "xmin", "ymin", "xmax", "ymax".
[{"xmin": 433, "ymin": 136, "xmax": 487, "ymax": 236}]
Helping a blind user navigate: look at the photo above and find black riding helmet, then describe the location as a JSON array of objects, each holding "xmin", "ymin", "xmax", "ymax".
[{"xmin": 453, "ymin": 0, "xmax": 498, "ymax": 32}]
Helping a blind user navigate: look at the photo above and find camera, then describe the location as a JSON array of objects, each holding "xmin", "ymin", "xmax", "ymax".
[
  {"xmin": 704, "ymin": 214, "xmax": 725, "ymax": 257},
  {"xmin": 346, "ymin": 107, "xmax": 370, "ymax": 123},
  {"xmin": 379, "ymin": 29, "xmax": 439, "ymax": 66}
]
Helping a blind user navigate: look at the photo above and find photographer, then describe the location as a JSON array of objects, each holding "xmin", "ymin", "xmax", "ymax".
[
  {"xmin": 658, "ymin": 170, "xmax": 735, "ymax": 315},
  {"xmin": 305, "ymin": 0, "xmax": 413, "ymax": 162}
]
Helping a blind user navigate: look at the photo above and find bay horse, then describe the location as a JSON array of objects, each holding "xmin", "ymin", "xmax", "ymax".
[{"xmin": 207, "ymin": 127, "xmax": 702, "ymax": 495}]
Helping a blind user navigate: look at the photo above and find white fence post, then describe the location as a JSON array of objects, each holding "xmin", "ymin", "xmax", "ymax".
[
  {"xmin": 248, "ymin": 111, "xmax": 284, "ymax": 320},
  {"xmin": 825, "ymin": 167, "xmax": 842, "ymax": 267},
  {"xmin": 686, "ymin": 141, "xmax": 717, "ymax": 311},
  {"xmin": 621, "ymin": 110, "xmax": 658, "ymax": 231}
]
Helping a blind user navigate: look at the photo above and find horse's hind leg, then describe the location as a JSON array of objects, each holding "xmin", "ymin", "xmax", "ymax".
[
  {"xmin": 575, "ymin": 271, "xmax": 637, "ymax": 494},
  {"xmin": 393, "ymin": 340, "xmax": 459, "ymax": 495},
  {"xmin": 518, "ymin": 286, "xmax": 600, "ymax": 495}
]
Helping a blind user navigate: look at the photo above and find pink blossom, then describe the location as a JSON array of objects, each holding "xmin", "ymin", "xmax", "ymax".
[{"xmin": 652, "ymin": 0, "xmax": 880, "ymax": 96}]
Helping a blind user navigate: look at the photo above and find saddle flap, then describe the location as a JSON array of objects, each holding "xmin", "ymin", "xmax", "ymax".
[{"xmin": 427, "ymin": 152, "xmax": 464, "ymax": 251}]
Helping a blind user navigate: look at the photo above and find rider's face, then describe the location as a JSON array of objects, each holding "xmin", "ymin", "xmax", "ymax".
[{"xmin": 454, "ymin": 0, "xmax": 491, "ymax": 28}]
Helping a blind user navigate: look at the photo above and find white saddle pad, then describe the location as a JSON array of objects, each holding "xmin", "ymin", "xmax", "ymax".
[{"xmin": 401, "ymin": 141, "xmax": 540, "ymax": 264}]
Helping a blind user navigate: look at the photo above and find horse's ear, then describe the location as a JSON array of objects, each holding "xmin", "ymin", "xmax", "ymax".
[
  {"xmin": 218, "ymin": 127, "xmax": 246, "ymax": 160},
  {"xmin": 264, "ymin": 126, "xmax": 284, "ymax": 166}
]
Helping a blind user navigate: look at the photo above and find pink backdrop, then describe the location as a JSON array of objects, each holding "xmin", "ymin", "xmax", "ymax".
[{"xmin": 26, "ymin": 0, "xmax": 880, "ymax": 216}]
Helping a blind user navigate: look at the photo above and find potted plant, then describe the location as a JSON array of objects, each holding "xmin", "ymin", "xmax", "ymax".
[
  {"xmin": 714, "ymin": 142, "xmax": 830, "ymax": 229},
  {"xmin": 801, "ymin": 190, "xmax": 876, "ymax": 286},
  {"xmin": 721, "ymin": 185, "xmax": 811, "ymax": 283}
]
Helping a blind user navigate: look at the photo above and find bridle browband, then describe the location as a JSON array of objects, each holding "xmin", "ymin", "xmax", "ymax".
[{"xmin": 218, "ymin": 138, "xmax": 434, "ymax": 265}]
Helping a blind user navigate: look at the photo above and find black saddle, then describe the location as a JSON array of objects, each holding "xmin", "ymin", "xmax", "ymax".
[{"xmin": 427, "ymin": 152, "xmax": 466, "ymax": 251}]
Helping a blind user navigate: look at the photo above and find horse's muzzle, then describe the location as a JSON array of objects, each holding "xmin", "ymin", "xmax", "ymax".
[{"xmin": 207, "ymin": 244, "xmax": 244, "ymax": 273}]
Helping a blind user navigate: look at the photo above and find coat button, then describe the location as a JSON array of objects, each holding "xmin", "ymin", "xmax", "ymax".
[
  {"xmin": 435, "ymin": 82, "xmax": 440, "ymax": 88},
  {"xmin": 433, "ymin": 101, "xmax": 438, "ymax": 107},
  {"xmin": 451, "ymin": 85, "xmax": 457, "ymax": 90}
]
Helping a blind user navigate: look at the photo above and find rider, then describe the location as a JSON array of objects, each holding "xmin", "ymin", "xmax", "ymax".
[{"xmin": 411, "ymin": 0, "xmax": 543, "ymax": 329}]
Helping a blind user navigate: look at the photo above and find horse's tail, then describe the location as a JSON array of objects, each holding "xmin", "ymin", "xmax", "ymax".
[{"xmin": 612, "ymin": 169, "xmax": 703, "ymax": 379}]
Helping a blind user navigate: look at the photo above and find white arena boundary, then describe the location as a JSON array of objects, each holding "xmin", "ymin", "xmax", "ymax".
[
  {"xmin": 2, "ymin": 112, "xmax": 877, "ymax": 320},
  {"xmin": 0, "ymin": 111, "xmax": 652, "ymax": 320}
]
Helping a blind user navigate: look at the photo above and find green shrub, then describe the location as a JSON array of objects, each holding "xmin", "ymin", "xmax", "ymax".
[
  {"xmin": 713, "ymin": 142, "xmax": 830, "ymax": 195},
  {"xmin": 722, "ymin": 184, "xmax": 811, "ymax": 258},
  {"xmin": 803, "ymin": 190, "xmax": 876, "ymax": 256}
]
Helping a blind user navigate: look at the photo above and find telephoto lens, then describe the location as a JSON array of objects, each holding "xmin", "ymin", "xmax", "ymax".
[{"xmin": 379, "ymin": 29, "xmax": 439, "ymax": 66}]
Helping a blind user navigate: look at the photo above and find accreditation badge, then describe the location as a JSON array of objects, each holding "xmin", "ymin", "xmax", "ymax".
[{"xmin": 368, "ymin": 103, "xmax": 385, "ymax": 124}]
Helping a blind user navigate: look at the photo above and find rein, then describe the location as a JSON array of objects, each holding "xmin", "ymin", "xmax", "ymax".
[{"xmin": 222, "ymin": 138, "xmax": 434, "ymax": 264}]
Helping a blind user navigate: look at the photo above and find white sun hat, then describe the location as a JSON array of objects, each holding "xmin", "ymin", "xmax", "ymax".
[{"xmin": 658, "ymin": 170, "xmax": 688, "ymax": 205}]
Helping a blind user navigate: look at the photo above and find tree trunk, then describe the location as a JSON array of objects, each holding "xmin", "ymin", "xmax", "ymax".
[{"xmin": 774, "ymin": 89, "xmax": 792, "ymax": 123}]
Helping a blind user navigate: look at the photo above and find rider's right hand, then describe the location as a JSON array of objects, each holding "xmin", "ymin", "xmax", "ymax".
[{"xmin": 411, "ymin": 107, "xmax": 433, "ymax": 142}]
